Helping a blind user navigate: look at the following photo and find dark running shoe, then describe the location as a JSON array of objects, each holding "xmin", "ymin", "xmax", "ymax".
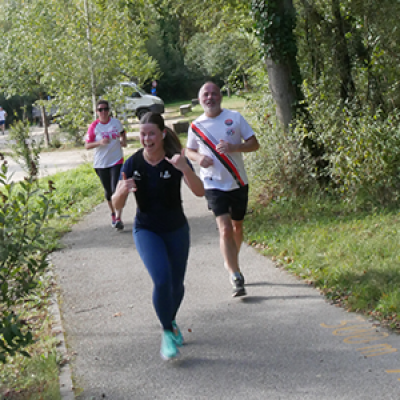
[
  {"xmin": 230, "ymin": 272, "xmax": 246, "ymax": 286},
  {"xmin": 115, "ymin": 219, "xmax": 124, "ymax": 231},
  {"xmin": 232, "ymin": 276, "xmax": 246, "ymax": 297}
]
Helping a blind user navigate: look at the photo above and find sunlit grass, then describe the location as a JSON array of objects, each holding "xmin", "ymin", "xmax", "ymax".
[{"xmin": 245, "ymin": 193, "xmax": 400, "ymax": 330}]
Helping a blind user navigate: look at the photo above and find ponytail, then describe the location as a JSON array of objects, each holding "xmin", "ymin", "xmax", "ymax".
[{"xmin": 163, "ymin": 127, "xmax": 182, "ymax": 158}]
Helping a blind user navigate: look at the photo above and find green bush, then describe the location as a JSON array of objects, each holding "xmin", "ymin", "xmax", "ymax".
[
  {"xmin": 246, "ymin": 72, "xmax": 400, "ymax": 208},
  {"xmin": 7, "ymin": 120, "xmax": 42, "ymax": 179},
  {"xmin": 0, "ymin": 156, "xmax": 59, "ymax": 362},
  {"xmin": 300, "ymin": 88, "xmax": 400, "ymax": 205},
  {"xmin": 320, "ymin": 106, "xmax": 400, "ymax": 205},
  {"xmin": 245, "ymin": 74, "xmax": 319, "ymax": 202}
]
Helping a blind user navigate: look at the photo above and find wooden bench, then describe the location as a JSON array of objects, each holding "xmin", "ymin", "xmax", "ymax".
[{"xmin": 179, "ymin": 104, "xmax": 192, "ymax": 116}]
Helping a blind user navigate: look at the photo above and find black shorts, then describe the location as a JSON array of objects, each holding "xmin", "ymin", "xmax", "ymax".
[
  {"xmin": 205, "ymin": 185, "xmax": 249, "ymax": 221},
  {"xmin": 95, "ymin": 164, "xmax": 122, "ymax": 201}
]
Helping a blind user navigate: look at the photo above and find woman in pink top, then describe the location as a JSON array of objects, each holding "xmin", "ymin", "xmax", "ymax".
[{"xmin": 85, "ymin": 100, "xmax": 127, "ymax": 230}]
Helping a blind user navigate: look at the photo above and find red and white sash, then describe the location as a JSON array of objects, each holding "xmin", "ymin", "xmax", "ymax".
[{"xmin": 191, "ymin": 122, "xmax": 245, "ymax": 187}]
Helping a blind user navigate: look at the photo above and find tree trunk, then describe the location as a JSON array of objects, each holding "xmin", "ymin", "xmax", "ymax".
[
  {"xmin": 84, "ymin": 0, "xmax": 97, "ymax": 119},
  {"xmin": 40, "ymin": 105, "xmax": 50, "ymax": 148},
  {"xmin": 243, "ymin": 73, "xmax": 249, "ymax": 91},
  {"xmin": 252, "ymin": 0, "xmax": 328, "ymax": 180},
  {"xmin": 265, "ymin": 59, "xmax": 297, "ymax": 129},
  {"xmin": 332, "ymin": 0, "xmax": 355, "ymax": 101},
  {"xmin": 224, "ymin": 81, "xmax": 231, "ymax": 97},
  {"xmin": 254, "ymin": 0, "xmax": 302, "ymax": 130}
]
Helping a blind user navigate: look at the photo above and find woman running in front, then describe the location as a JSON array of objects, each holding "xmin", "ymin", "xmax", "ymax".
[{"xmin": 112, "ymin": 112, "xmax": 204, "ymax": 360}]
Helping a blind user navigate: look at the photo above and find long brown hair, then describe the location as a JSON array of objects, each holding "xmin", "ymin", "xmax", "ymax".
[{"xmin": 140, "ymin": 112, "xmax": 182, "ymax": 158}]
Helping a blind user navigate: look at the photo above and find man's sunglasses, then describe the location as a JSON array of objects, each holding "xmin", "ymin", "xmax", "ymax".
[{"xmin": 97, "ymin": 107, "xmax": 109, "ymax": 112}]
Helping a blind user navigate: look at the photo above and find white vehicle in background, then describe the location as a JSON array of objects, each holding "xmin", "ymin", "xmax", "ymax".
[{"xmin": 118, "ymin": 82, "xmax": 164, "ymax": 120}]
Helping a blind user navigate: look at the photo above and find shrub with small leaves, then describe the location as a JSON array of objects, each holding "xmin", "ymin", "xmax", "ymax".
[
  {"xmin": 245, "ymin": 72, "xmax": 319, "ymax": 203},
  {"xmin": 0, "ymin": 152, "xmax": 59, "ymax": 363},
  {"xmin": 304, "ymin": 93, "xmax": 400, "ymax": 206}
]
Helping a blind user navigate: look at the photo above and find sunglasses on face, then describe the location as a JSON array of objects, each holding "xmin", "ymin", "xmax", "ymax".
[{"xmin": 97, "ymin": 107, "xmax": 109, "ymax": 112}]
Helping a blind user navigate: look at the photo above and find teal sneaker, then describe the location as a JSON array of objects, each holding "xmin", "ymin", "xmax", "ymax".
[
  {"xmin": 160, "ymin": 330, "xmax": 179, "ymax": 360},
  {"xmin": 172, "ymin": 320, "xmax": 184, "ymax": 347}
]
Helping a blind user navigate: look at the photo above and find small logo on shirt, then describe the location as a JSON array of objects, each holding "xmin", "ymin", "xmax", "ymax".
[
  {"xmin": 160, "ymin": 170, "xmax": 171, "ymax": 179},
  {"xmin": 225, "ymin": 119, "xmax": 233, "ymax": 126},
  {"xmin": 226, "ymin": 129, "xmax": 235, "ymax": 136},
  {"xmin": 133, "ymin": 170, "xmax": 141, "ymax": 180}
]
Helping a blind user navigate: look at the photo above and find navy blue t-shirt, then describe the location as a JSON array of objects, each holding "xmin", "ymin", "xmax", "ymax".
[{"xmin": 121, "ymin": 156, "xmax": 189, "ymax": 233}]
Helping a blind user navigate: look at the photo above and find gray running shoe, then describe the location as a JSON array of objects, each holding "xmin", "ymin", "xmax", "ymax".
[
  {"xmin": 230, "ymin": 272, "xmax": 245, "ymax": 286},
  {"xmin": 232, "ymin": 276, "xmax": 246, "ymax": 297}
]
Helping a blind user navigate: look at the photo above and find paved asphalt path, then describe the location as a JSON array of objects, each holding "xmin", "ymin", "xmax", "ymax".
[
  {"xmin": 50, "ymin": 177, "xmax": 400, "ymax": 399},
  {"xmin": 2, "ymin": 128, "xmax": 400, "ymax": 398}
]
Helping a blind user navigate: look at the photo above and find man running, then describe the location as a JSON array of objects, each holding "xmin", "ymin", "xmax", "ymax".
[{"xmin": 186, "ymin": 82, "xmax": 260, "ymax": 297}]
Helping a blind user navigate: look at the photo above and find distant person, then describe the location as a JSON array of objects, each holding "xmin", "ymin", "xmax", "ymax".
[
  {"xmin": 85, "ymin": 100, "xmax": 127, "ymax": 230},
  {"xmin": 0, "ymin": 106, "xmax": 7, "ymax": 135},
  {"xmin": 186, "ymin": 82, "xmax": 260, "ymax": 297},
  {"xmin": 112, "ymin": 112, "xmax": 204, "ymax": 360},
  {"xmin": 151, "ymin": 80, "xmax": 157, "ymax": 96}
]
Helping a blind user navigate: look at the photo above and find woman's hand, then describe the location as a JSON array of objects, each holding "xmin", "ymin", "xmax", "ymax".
[
  {"xmin": 118, "ymin": 172, "xmax": 137, "ymax": 194},
  {"xmin": 165, "ymin": 149, "xmax": 190, "ymax": 173},
  {"xmin": 99, "ymin": 137, "xmax": 110, "ymax": 146},
  {"xmin": 112, "ymin": 172, "xmax": 135, "ymax": 210}
]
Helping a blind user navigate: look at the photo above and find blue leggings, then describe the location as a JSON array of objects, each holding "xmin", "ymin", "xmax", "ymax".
[{"xmin": 133, "ymin": 223, "xmax": 190, "ymax": 331}]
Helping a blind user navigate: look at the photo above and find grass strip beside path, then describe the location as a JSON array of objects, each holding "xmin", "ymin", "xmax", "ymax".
[{"xmin": 245, "ymin": 195, "xmax": 400, "ymax": 332}]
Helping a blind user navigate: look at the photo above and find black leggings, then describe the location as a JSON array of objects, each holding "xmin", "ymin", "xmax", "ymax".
[{"xmin": 95, "ymin": 164, "xmax": 122, "ymax": 201}]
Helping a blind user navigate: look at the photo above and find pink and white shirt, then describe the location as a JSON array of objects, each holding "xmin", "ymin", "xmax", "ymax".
[{"xmin": 86, "ymin": 117, "xmax": 124, "ymax": 168}]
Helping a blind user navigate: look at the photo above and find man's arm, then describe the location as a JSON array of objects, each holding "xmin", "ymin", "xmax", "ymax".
[
  {"xmin": 186, "ymin": 148, "xmax": 200, "ymax": 162},
  {"xmin": 216, "ymin": 135, "xmax": 260, "ymax": 155},
  {"xmin": 186, "ymin": 148, "xmax": 214, "ymax": 168},
  {"xmin": 239, "ymin": 135, "xmax": 260, "ymax": 152}
]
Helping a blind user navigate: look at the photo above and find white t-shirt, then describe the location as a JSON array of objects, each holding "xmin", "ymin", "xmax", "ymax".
[
  {"xmin": 0, "ymin": 110, "xmax": 6, "ymax": 121},
  {"xmin": 187, "ymin": 109, "xmax": 255, "ymax": 191},
  {"xmin": 86, "ymin": 118, "xmax": 124, "ymax": 168}
]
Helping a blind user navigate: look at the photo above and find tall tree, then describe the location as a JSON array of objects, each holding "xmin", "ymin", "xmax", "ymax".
[
  {"xmin": 251, "ymin": 0, "xmax": 305, "ymax": 129},
  {"xmin": 0, "ymin": 0, "xmax": 158, "ymax": 143}
]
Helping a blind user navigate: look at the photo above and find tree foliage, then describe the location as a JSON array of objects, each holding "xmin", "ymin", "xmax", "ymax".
[
  {"xmin": 185, "ymin": 32, "xmax": 260, "ymax": 94},
  {"xmin": 0, "ymin": 0, "xmax": 158, "ymax": 142}
]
